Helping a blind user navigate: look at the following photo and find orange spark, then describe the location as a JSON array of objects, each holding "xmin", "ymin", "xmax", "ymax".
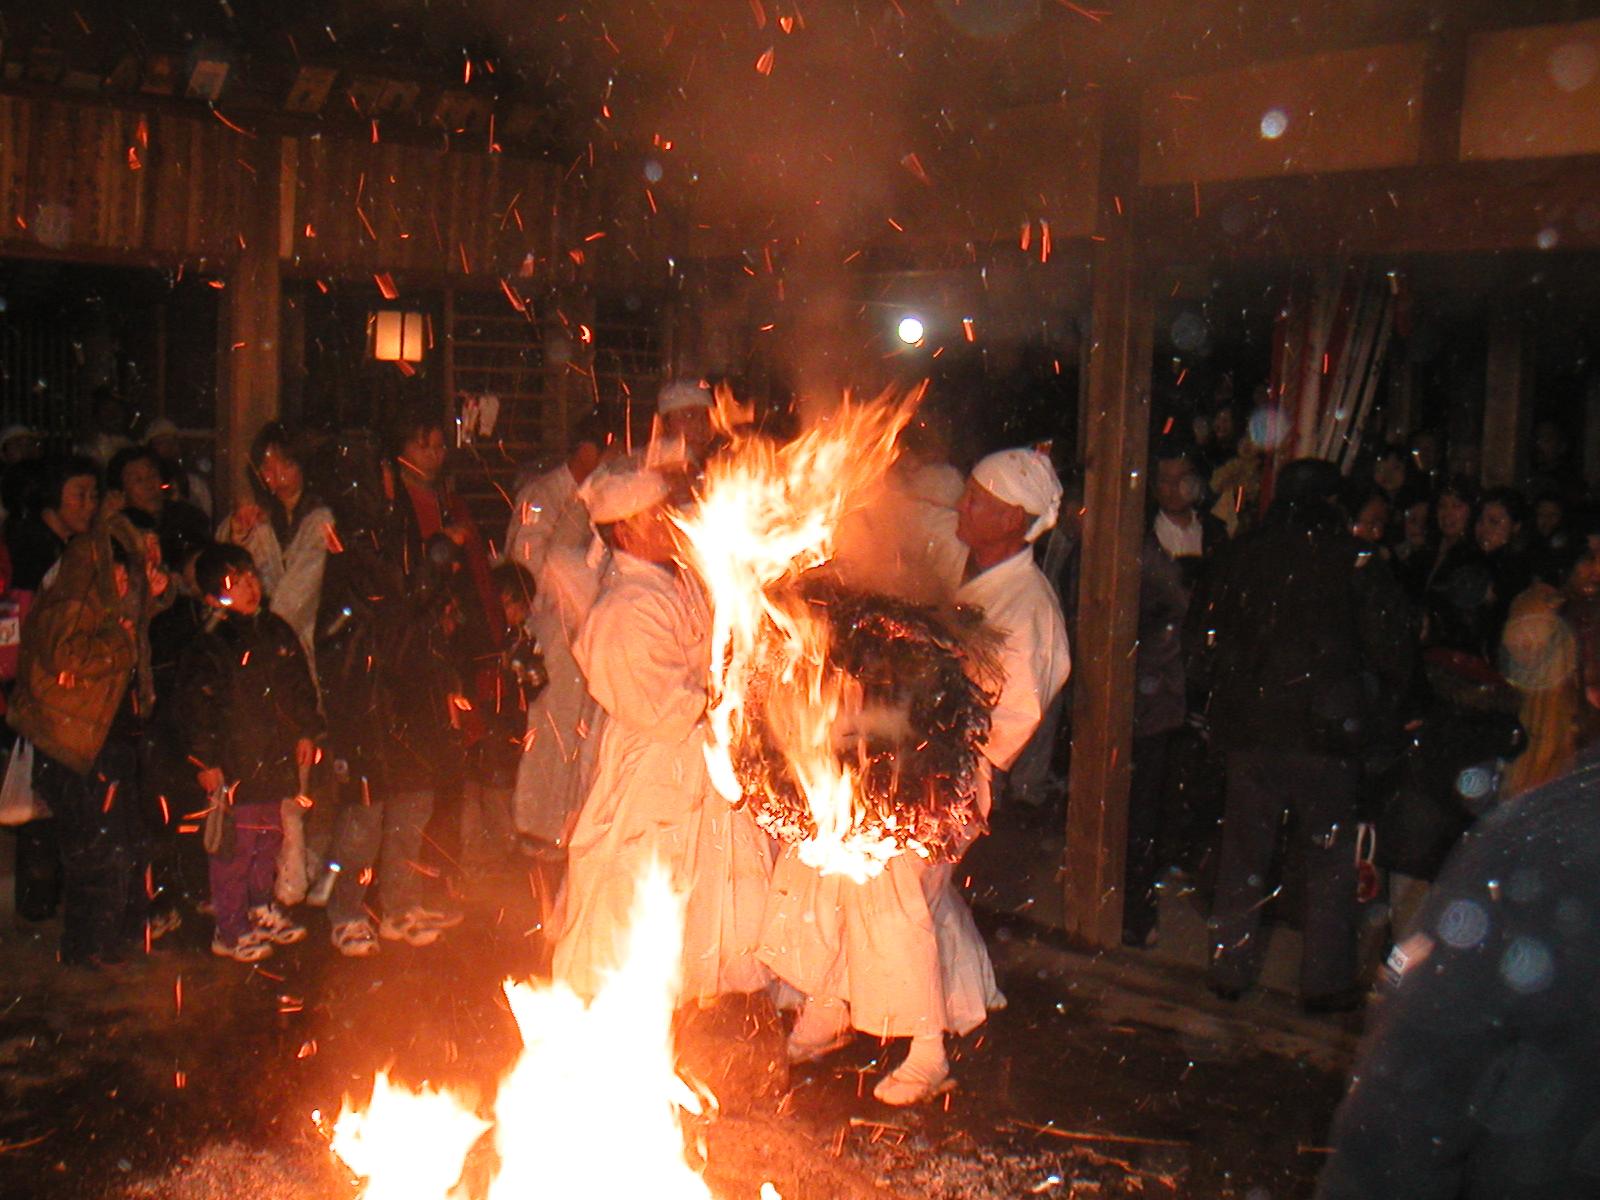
[
  {"xmin": 899, "ymin": 153, "xmax": 932, "ymax": 186},
  {"xmin": 755, "ymin": 47, "xmax": 775, "ymax": 75},
  {"xmin": 1053, "ymin": 0, "xmax": 1105, "ymax": 22},
  {"xmin": 211, "ymin": 109, "xmax": 257, "ymax": 138}
]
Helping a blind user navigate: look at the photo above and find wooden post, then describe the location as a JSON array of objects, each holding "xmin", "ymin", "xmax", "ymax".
[
  {"xmin": 1064, "ymin": 152, "xmax": 1154, "ymax": 949},
  {"xmin": 216, "ymin": 135, "xmax": 284, "ymax": 514},
  {"xmin": 1482, "ymin": 303, "xmax": 1529, "ymax": 489}
]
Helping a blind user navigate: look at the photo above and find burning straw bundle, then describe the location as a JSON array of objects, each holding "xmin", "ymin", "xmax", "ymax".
[{"xmin": 729, "ymin": 581, "xmax": 999, "ymax": 866}]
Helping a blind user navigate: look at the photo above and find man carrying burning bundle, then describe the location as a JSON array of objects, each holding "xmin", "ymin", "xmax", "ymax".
[
  {"xmin": 758, "ymin": 445, "xmax": 1071, "ymax": 1106},
  {"xmin": 552, "ymin": 456, "xmax": 772, "ymax": 1003}
]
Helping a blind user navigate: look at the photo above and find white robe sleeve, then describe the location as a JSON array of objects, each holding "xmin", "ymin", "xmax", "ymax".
[
  {"xmin": 575, "ymin": 584, "xmax": 706, "ymax": 744},
  {"xmin": 982, "ymin": 593, "xmax": 1071, "ymax": 772},
  {"xmin": 504, "ymin": 475, "xmax": 563, "ymax": 580}
]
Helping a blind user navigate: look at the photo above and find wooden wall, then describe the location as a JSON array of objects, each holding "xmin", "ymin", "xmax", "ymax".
[
  {"xmin": 1461, "ymin": 18, "xmax": 1600, "ymax": 162},
  {"xmin": 1140, "ymin": 42, "xmax": 1429, "ymax": 186},
  {"xmin": 0, "ymin": 95, "xmax": 258, "ymax": 263},
  {"xmin": 0, "ymin": 93, "xmax": 555, "ymax": 277},
  {"xmin": 285, "ymin": 135, "xmax": 553, "ymax": 277}
]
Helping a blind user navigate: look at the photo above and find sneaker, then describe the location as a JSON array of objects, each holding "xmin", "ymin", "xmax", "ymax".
[
  {"xmin": 249, "ymin": 904, "xmax": 308, "ymax": 945},
  {"xmin": 147, "ymin": 909, "xmax": 183, "ymax": 942},
  {"xmin": 212, "ymin": 935, "xmax": 273, "ymax": 963},
  {"xmin": 378, "ymin": 910, "xmax": 443, "ymax": 947},
  {"xmin": 407, "ymin": 905, "xmax": 464, "ymax": 931},
  {"xmin": 331, "ymin": 919, "xmax": 380, "ymax": 958}
]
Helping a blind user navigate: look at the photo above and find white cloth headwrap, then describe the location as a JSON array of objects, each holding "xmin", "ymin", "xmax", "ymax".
[
  {"xmin": 971, "ymin": 448, "xmax": 1062, "ymax": 542},
  {"xmin": 658, "ymin": 379, "xmax": 713, "ymax": 414},
  {"xmin": 577, "ymin": 457, "xmax": 669, "ymax": 525}
]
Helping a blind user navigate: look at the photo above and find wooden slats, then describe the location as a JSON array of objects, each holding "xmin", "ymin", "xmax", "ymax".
[{"xmin": 0, "ymin": 93, "xmax": 554, "ymax": 277}]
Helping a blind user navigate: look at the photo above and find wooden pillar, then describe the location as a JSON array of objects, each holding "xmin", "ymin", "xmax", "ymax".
[
  {"xmin": 1482, "ymin": 304, "xmax": 1530, "ymax": 489},
  {"xmin": 216, "ymin": 135, "xmax": 285, "ymax": 513},
  {"xmin": 1064, "ymin": 186, "xmax": 1155, "ymax": 948}
]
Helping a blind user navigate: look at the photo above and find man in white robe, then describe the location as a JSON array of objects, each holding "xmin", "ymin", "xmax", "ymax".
[
  {"xmin": 552, "ymin": 458, "xmax": 771, "ymax": 1004},
  {"xmin": 502, "ymin": 423, "xmax": 607, "ymax": 852},
  {"xmin": 760, "ymin": 447, "xmax": 1071, "ymax": 1104}
]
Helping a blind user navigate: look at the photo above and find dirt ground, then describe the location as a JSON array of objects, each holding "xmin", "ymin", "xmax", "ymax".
[{"xmin": 0, "ymin": 855, "xmax": 1352, "ymax": 1200}]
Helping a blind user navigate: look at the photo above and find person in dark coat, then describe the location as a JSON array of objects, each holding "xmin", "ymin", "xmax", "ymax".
[
  {"xmin": 309, "ymin": 431, "xmax": 465, "ymax": 956},
  {"xmin": 107, "ymin": 445, "xmax": 210, "ymax": 571},
  {"xmin": 1316, "ymin": 748, "xmax": 1600, "ymax": 1199},
  {"xmin": 1198, "ymin": 458, "xmax": 1414, "ymax": 1011},
  {"xmin": 1149, "ymin": 445, "xmax": 1229, "ymax": 591},
  {"xmin": 1122, "ymin": 533, "xmax": 1191, "ymax": 948},
  {"xmin": 6, "ymin": 456, "xmax": 100, "ymax": 593},
  {"xmin": 176, "ymin": 544, "xmax": 322, "ymax": 961},
  {"xmin": 1421, "ymin": 477, "xmax": 1493, "ymax": 657}
]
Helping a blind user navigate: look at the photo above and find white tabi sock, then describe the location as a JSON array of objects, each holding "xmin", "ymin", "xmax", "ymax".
[{"xmin": 873, "ymin": 1032, "xmax": 950, "ymax": 1105}]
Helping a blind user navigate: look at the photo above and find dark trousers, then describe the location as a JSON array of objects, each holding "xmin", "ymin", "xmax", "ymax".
[
  {"xmin": 1208, "ymin": 746, "xmax": 1359, "ymax": 999},
  {"xmin": 207, "ymin": 801, "xmax": 283, "ymax": 946},
  {"xmin": 1123, "ymin": 730, "xmax": 1174, "ymax": 943},
  {"xmin": 13, "ymin": 817, "xmax": 62, "ymax": 920},
  {"xmin": 34, "ymin": 736, "xmax": 147, "ymax": 963}
]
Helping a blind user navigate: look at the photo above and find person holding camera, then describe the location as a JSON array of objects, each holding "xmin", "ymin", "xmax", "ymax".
[{"xmin": 1197, "ymin": 459, "xmax": 1413, "ymax": 1013}]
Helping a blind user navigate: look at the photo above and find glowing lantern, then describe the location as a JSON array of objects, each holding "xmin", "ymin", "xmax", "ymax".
[{"xmin": 369, "ymin": 311, "xmax": 426, "ymax": 362}]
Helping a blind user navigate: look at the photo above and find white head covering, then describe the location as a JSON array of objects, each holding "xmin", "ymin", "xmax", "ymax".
[
  {"xmin": 578, "ymin": 456, "xmax": 670, "ymax": 525},
  {"xmin": 0, "ymin": 424, "xmax": 37, "ymax": 448},
  {"xmin": 143, "ymin": 417, "xmax": 180, "ymax": 441},
  {"xmin": 658, "ymin": 379, "xmax": 713, "ymax": 414},
  {"xmin": 971, "ymin": 448, "xmax": 1063, "ymax": 542}
]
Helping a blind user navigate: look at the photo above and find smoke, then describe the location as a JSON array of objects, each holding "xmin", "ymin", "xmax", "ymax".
[{"xmin": 472, "ymin": 1, "xmax": 957, "ymax": 395}]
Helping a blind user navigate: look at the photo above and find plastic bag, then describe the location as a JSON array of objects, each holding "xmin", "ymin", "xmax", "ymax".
[
  {"xmin": 0, "ymin": 738, "xmax": 46, "ymax": 826},
  {"xmin": 276, "ymin": 796, "xmax": 309, "ymax": 906},
  {"xmin": 202, "ymin": 782, "xmax": 235, "ymax": 858}
]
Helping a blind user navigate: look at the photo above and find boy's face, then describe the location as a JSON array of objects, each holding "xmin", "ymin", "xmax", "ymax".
[
  {"xmin": 500, "ymin": 589, "xmax": 529, "ymax": 628},
  {"xmin": 215, "ymin": 567, "xmax": 262, "ymax": 616}
]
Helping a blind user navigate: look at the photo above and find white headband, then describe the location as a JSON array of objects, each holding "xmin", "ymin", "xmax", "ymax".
[{"xmin": 971, "ymin": 448, "xmax": 1062, "ymax": 542}]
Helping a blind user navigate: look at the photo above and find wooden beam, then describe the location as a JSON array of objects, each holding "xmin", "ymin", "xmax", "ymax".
[
  {"xmin": 1065, "ymin": 103, "xmax": 1155, "ymax": 949},
  {"xmin": 1482, "ymin": 303, "xmax": 1530, "ymax": 489},
  {"xmin": 216, "ymin": 134, "xmax": 283, "ymax": 514},
  {"xmin": 1140, "ymin": 156, "xmax": 1600, "ymax": 262}
]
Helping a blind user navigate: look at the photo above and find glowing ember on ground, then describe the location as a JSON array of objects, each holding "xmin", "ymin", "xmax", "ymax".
[
  {"xmin": 676, "ymin": 387, "xmax": 925, "ymax": 883},
  {"xmin": 327, "ymin": 866, "xmax": 712, "ymax": 1200}
]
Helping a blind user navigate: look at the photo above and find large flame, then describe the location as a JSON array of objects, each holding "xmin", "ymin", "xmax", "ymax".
[
  {"xmin": 676, "ymin": 385, "xmax": 923, "ymax": 883},
  {"xmin": 328, "ymin": 866, "xmax": 712, "ymax": 1200}
]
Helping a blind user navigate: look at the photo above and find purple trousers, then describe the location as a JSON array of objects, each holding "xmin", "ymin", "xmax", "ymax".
[{"xmin": 208, "ymin": 802, "xmax": 283, "ymax": 946}]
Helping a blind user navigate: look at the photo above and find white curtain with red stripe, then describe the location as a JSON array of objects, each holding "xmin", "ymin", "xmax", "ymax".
[{"xmin": 1268, "ymin": 264, "xmax": 1396, "ymax": 481}]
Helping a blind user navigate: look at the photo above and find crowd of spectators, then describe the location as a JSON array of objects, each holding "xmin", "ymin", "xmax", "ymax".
[
  {"xmin": 0, "ymin": 401, "xmax": 520, "ymax": 965},
  {"xmin": 1096, "ymin": 403, "xmax": 1600, "ymax": 1017}
]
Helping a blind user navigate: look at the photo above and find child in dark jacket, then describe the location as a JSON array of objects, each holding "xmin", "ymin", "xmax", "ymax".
[{"xmin": 177, "ymin": 544, "xmax": 322, "ymax": 962}]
